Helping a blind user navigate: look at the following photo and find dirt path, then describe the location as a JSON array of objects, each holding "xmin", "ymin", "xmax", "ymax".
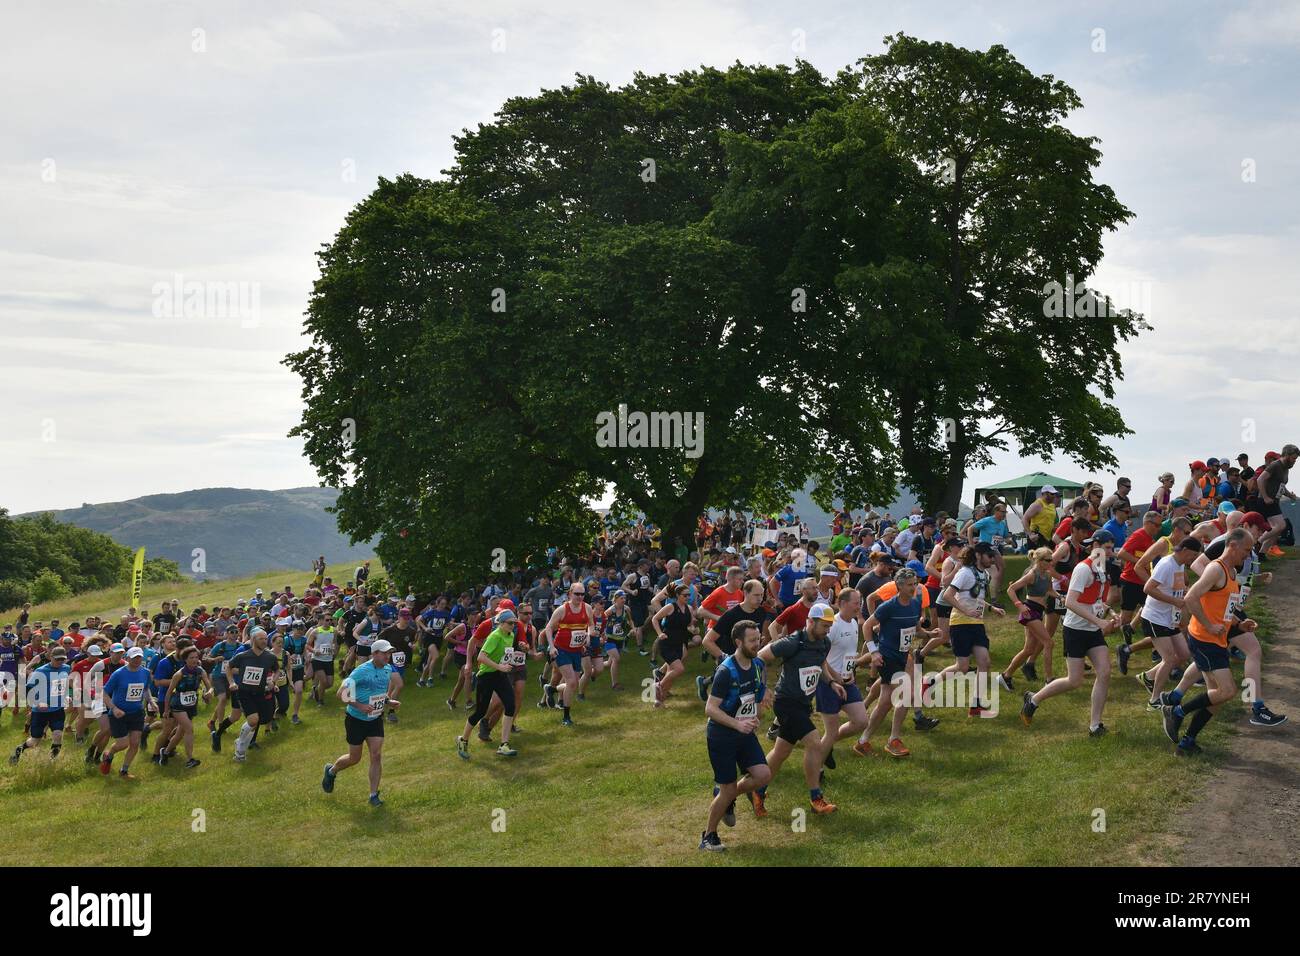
[{"xmin": 1168, "ymin": 555, "xmax": 1300, "ymax": 865}]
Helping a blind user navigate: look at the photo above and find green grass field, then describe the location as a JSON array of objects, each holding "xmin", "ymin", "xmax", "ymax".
[{"xmin": 2, "ymin": 556, "xmax": 1284, "ymax": 866}]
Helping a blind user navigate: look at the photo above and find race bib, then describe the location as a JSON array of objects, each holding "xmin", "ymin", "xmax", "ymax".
[
  {"xmin": 569, "ymin": 630, "xmax": 588, "ymax": 648},
  {"xmin": 1092, "ymin": 601, "xmax": 1107, "ymax": 620},
  {"xmin": 125, "ymin": 683, "xmax": 145, "ymax": 702},
  {"xmin": 291, "ymin": 654, "xmax": 303, "ymax": 667},
  {"xmin": 609, "ymin": 622, "xmax": 624, "ymax": 636},
  {"xmin": 737, "ymin": 693, "xmax": 757, "ymax": 720},
  {"xmin": 798, "ymin": 666, "xmax": 820, "ymax": 696},
  {"xmin": 503, "ymin": 649, "xmax": 526, "ymax": 667},
  {"xmin": 841, "ymin": 658, "xmax": 857, "ymax": 682},
  {"xmin": 242, "ymin": 666, "xmax": 264, "ymax": 686},
  {"xmin": 391, "ymin": 652, "xmax": 407, "ymax": 667},
  {"xmin": 179, "ymin": 690, "xmax": 198, "ymax": 707},
  {"xmin": 1051, "ymin": 577, "xmax": 1065, "ymax": 595},
  {"xmin": 1240, "ymin": 584, "xmax": 1252, "ymax": 601},
  {"xmin": 1171, "ymin": 608, "xmax": 1181, "ymax": 627},
  {"xmin": 368, "ymin": 693, "xmax": 386, "ymax": 717},
  {"xmin": 992, "ymin": 536, "xmax": 1005, "ymax": 548},
  {"xmin": 971, "ymin": 598, "xmax": 986, "ymax": 618},
  {"xmin": 315, "ymin": 638, "xmax": 334, "ymax": 656},
  {"xmin": 1225, "ymin": 593, "xmax": 1244, "ymax": 621},
  {"xmin": 899, "ymin": 626, "xmax": 916, "ymax": 653},
  {"xmin": 49, "ymin": 677, "xmax": 67, "ymax": 699}
]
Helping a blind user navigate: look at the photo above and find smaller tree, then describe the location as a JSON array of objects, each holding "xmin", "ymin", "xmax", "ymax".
[{"xmin": 29, "ymin": 568, "xmax": 72, "ymax": 604}]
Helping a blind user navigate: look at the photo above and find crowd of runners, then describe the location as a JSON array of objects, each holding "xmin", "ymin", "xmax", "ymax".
[{"xmin": 2, "ymin": 445, "xmax": 1296, "ymax": 849}]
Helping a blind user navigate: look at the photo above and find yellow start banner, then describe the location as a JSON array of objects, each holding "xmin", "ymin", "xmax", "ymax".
[{"xmin": 131, "ymin": 547, "xmax": 146, "ymax": 608}]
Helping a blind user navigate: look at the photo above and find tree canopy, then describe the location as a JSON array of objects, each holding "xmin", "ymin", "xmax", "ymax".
[{"xmin": 287, "ymin": 35, "xmax": 1147, "ymax": 590}]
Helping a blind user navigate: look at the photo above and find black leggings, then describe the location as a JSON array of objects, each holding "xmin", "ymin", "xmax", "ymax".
[{"xmin": 467, "ymin": 670, "xmax": 515, "ymax": 725}]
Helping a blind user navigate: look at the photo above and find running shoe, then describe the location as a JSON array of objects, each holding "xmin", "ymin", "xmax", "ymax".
[
  {"xmin": 387, "ymin": 711, "xmax": 398, "ymax": 723},
  {"xmin": 369, "ymin": 793, "xmax": 383, "ymax": 807},
  {"xmin": 1089, "ymin": 723, "xmax": 1107, "ymax": 738},
  {"xmin": 496, "ymin": 743, "xmax": 518, "ymax": 757},
  {"xmin": 233, "ymin": 751, "xmax": 246, "ymax": 762},
  {"xmin": 824, "ymin": 749, "xmax": 836, "ymax": 770},
  {"xmin": 1020, "ymin": 691, "xmax": 1037, "ymax": 726},
  {"xmin": 544, "ymin": 685, "xmax": 557, "ymax": 709},
  {"xmin": 1146, "ymin": 698, "xmax": 1163, "ymax": 711},
  {"xmin": 1158, "ymin": 691, "xmax": 1178, "ymax": 707},
  {"xmin": 723, "ymin": 802, "xmax": 736, "ymax": 827},
  {"xmin": 455, "ymin": 736, "xmax": 469, "ymax": 760},
  {"xmin": 913, "ymin": 714, "xmax": 940, "ymax": 731},
  {"xmin": 1022, "ymin": 661, "xmax": 1038, "ymax": 682},
  {"xmin": 184, "ymin": 758, "xmax": 200, "ymax": 769},
  {"xmin": 1176, "ymin": 740, "xmax": 1203, "ymax": 756},
  {"xmin": 695, "ymin": 675, "xmax": 709, "ymax": 702},
  {"xmin": 748, "ymin": 791, "xmax": 768, "ymax": 818},
  {"xmin": 698, "ymin": 831, "xmax": 726, "ymax": 852},
  {"xmin": 118, "ymin": 769, "xmax": 137, "ymax": 780},
  {"xmin": 446, "ymin": 698, "xmax": 455, "ymax": 710},
  {"xmin": 8, "ymin": 745, "xmax": 21, "ymax": 765},
  {"xmin": 997, "ymin": 673, "xmax": 1014, "ymax": 692},
  {"xmin": 1117, "ymin": 642, "xmax": 1131, "ymax": 675},
  {"xmin": 1161, "ymin": 705, "xmax": 1184, "ymax": 743},
  {"xmin": 99, "ymin": 755, "xmax": 113, "ymax": 775},
  {"xmin": 638, "ymin": 649, "xmax": 648, "ymax": 656},
  {"xmin": 1249, "ymin": 706, "xmax": 1287, "ymax": 727},
  {"xmin": 884, "ymin": 738, "xmax": 910, "ymax": 757},
  {"xmin": 1137, "ymin": 670, "xmax": 1155, "ymax": 692},
  {"xmin": 211, "ymin": 731, "xmax": 221, "ymax": 752},
  {"xmin": 291, "ymin": 715, "xmax": 301, "ymax": 725},
  {"xmin": 477, "ymin": 722, "xmax": 492, "ymax": 742},
  {"xmin": 84, "ymin": 744, "xmax": 97, "ymax": 765},
  {"xmin": 560, "ymin": 716, "xmax": 573, "ymax": 727},
  {"xmin": 1151, "ymin": 650, "xmax": 1162, "ymax": 663},
  {"xmin": 852, "ymin": 739, "xmax": 874, "ymax": 758},
  {"xmin": 766, "ymin": 720, "xmax": 781, "ymax": 741},
  {"xmin": 810, "ymin": 796, "xmax": 837, "ymax": 814}
]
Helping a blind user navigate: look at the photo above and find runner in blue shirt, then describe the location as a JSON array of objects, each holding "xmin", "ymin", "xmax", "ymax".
[
  {"xmin": 321, "ymin": 639, "xmax": 398, "ymax": 807},
  {"xmin": 10, "ymin": 646, "xmax": 72, "ymax": 763},
  {"xmin": 99, "ymin": 647, "xmax": 154, "ymax": 778}
]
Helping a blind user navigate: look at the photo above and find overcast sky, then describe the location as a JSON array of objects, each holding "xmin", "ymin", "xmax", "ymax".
[{"xmin": 2, "ymin": 0, "xmax": 1297, "ymax": 516}]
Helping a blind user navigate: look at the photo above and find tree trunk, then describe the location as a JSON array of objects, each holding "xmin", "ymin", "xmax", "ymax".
[{"xmin": 939, "ymin": 445, "xmax": 968, "ymax": 516}]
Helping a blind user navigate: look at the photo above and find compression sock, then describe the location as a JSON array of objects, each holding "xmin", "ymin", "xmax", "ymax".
[
  {"xmin": 50, "ymin": 744, "xmax": 60, "ymax": 757},
  {"xmin": 1182, "ymin": 708, "xmax": 1214, "ymax": 742},
  {"xmin": 218, "ymin": 717, "xmax": 233, "ymax": 733},
  {"xmin": 1167, "ymin": 688, "xmax": 1184, "ymax": 705},
  {"xmin": 1174, "ymin": 693, "xmax": 1211, "ymax": 720},
  {"xmin": 1252, "ymin": 699, "xmax": 1266, "ymax": 715},
  {"xmin": 562, "ymin": 706, "xmax": 571, "ymax": 720}
]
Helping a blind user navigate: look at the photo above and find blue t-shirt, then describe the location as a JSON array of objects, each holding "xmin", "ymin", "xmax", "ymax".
[
  {"xmin": 1217, "ymin": 479, "xmax": 1233, "ymax": 501},
  {"xmin": 707, "ymin": 655, "xmax": 766, "ymax": 737},
  {"xmin": 141, "ymin": 646, "xmax": 161, "ymax": 670},
  {"xmin": 873, "ymin": 594, "xmax": 925, "ymax": 657},
  {"xmin": 774, "ymin": 565, "xmax": 807, "ymax": 605},
  {"xmin": 26, "ymin": 663, "xmax": 72, "ymax": 712},
  {"xmin": 344, "ymin": 660, "xmax": 393, "ymax": 721},
  {"xmin": 422, "ymin": 608, "xmax": 451, "ymax": 634},
  {"xmin": 971, "ymin": 516, "xmax": 1008, "ymax": 545},
  {"xmin": 105, "ymin": 665, "xmax": 153, "ymax": 713},
  {"xmin": 1102, "ymin": 517, "xmax": 1130, "ymax": 550},
  {"xmin": 599, "ymin": 577, "xmax": 620, "ymax": 602},
  {"xmin": 152, "ymin": 654, "xmax": 177, "ymax": 696}
]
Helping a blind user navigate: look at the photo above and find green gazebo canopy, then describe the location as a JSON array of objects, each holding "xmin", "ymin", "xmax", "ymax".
[{"xmin": 973, "ymin": 472, "xmax": 1084, "ymax": 509}]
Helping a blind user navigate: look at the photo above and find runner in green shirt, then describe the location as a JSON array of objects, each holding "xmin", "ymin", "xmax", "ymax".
[{"xmin": 457, "ymin": 610, "xmax": 520, "ymax": 759}]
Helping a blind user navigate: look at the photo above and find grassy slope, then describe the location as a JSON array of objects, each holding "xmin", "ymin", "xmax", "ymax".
[{"xmin": 3, "ymin": 555, "xmax": 1286, "ymax": 866}]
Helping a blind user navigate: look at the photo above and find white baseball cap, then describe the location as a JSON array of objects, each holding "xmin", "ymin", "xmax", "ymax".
[
  {"xmin": 1040, "ymin": 485, "xmax": 1058, "ymax": 494},
  {"xmin": 808, "ymin": 602, "xmax": 835, "ymax": 623},
  {"xmin": 371, "ymin": 639, "xmax": 394, "ymax": 653},
  {"xmin": 126, "ymin": 647, "xmax": 145, "ymax": 660}
]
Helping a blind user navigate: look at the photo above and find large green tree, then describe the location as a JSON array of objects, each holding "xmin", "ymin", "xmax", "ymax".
[
  {"xmin": 288, "ymin": 37, "xmax": 1148, "ymax": 587},
  {"xmin": 287, "ymin": 62, "xmax": 902, "ymax": 587}
]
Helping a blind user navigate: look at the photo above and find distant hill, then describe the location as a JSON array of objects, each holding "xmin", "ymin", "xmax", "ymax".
[{"xmin": 21, "ymin": 487, "xmax": 375, "ymax": 581}]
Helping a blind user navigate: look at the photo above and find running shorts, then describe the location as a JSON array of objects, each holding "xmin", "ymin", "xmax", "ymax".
[
  {"xmin": 815, "ymin": 679, "xmax": 863, "ymax": 714},
  {"xmin": 554, "ymin": 649, "xmax": 584, "ymax": 670},
  {"xmin": 879, "ymin": 650, "xmax": 910, "ymax": 685},
  {"xmin": 1188, "ymin": 635, "xmax": 1231, "ymax": 673},
  {"xmin": 238, "ymin": 690, "xmax": 275, "ymax": 723},
  {"xmin": 345, "ymin": 712, "xmax": 383, "ymax": 745},
  {"xmin": 949, "ymin": 623, "xmax": 988, "ymax": 658},
  {"xmin": 773, "ymin": 696, "xmax": 815, "ymax": 744},
  {"xmin": 935, "ymin": 603, "xmax": 952, "ymax": 620},
  {"xmin": 311, "ymin": 660, "xmax": 335, "ymax": 677},
  {"xmin": 705, "ymin": 726, "xmax": 766, "ymax": 785},
  {"xmin": 30, "ymin": 710, "xmax": 65, "ymax": 737},
  {"xmin": 1017, "ymin": 601, "xmax": 1045, "ymax": 625},
  {"xmin": 1140, "ymin": 619, "xmax": 1179, "ymax": 640},
  {"xmin": 108, "ymin": 710, "xmax": 145, "ymax": 738},
  {"xmin": 660, "ymin": 641, "xmax": 684, "ymax": 665},
  {"xmin": 1062, "ymin": 625, "xmax": 1107, "ymax": 659},
  {"xmin": 1120, "ymin": 581, "xmax": 1146, "ymax": 612}
]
